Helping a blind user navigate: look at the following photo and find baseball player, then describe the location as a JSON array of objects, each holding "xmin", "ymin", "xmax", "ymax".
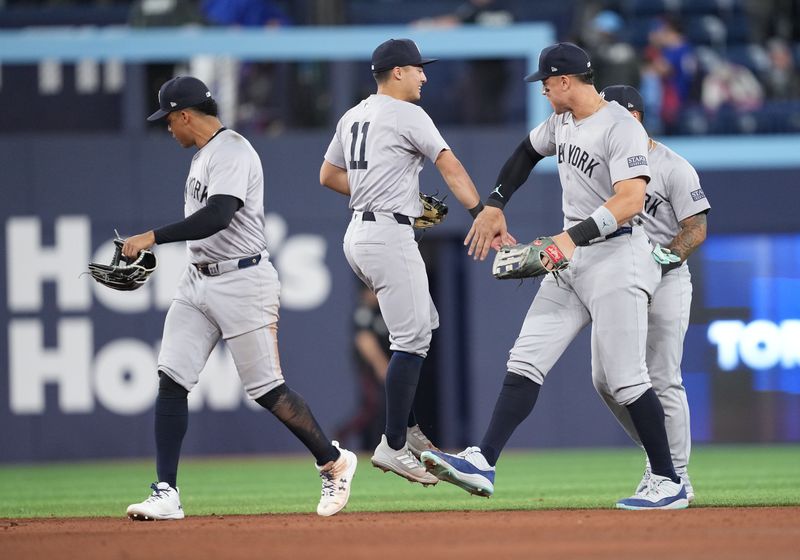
[
  {"xmin": 421, "ymin": 43, "xmax": 688, "ymax": 509},
  {"xmin": 320, "ymin": 39, "xmax": 484, "ymax": 485},
  {"xmin": 122, "ymin": 76, "xmax": 357, "ymax": 520},
  {"xmin": 598, "ymin": 84, "xmax": 710, "ymax": 503}
]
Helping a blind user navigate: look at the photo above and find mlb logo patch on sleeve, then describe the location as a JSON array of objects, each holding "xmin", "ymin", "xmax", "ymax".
[
  {"xmin": 627, "ymin": 155, "xmax": 647, "ymax": 168},
  {"xmin": 691, "ymin": 188, "xmax": 706, "ymax": 201}
]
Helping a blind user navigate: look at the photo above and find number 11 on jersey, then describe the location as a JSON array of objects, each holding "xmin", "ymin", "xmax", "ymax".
[{"xmin": 349, "ymin": 121, "xmax": 370, "ymax": 170}]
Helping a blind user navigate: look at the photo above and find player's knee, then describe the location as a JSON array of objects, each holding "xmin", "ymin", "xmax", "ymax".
[
  {"xmin": 391, "ymin": 329, "xmax": 431, "ymax": 358},
  {"xmin": 158, "ymin": 370, "xmax": 189, "ymax": 399},
  {"xmin": 506, "ymin": 362, "xmax": 546, "ymax": 385},
  {"xmin": 255, "ymin": 382, "xmax": 288, "ymax": 411},
  {"xmin": 609, "ymin": 383, "xmax": 650, "ymax": 407}
]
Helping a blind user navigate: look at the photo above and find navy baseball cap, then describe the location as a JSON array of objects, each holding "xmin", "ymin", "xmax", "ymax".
[
  {"xmin": 601, "ymin": 85, "xmax": 645, "ymax": 113},
  {"xmin": 371, "ymin": 38, "xmax": 437, "ymax": 73},
  {"xmin": 524, "ymin": 42, "xmax": 592, "ymax": 82},
  {"xmin": 147, "ymin": 76, "xmax": 213, "ymax": 121}
]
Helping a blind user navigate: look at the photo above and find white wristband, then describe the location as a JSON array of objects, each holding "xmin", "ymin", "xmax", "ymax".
[{"xmin": 590, "ymin": 205, "xmax": 618, "ymax": 237}]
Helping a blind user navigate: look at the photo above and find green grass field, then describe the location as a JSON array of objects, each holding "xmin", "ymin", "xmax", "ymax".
[{"xmin": 1, "ymin": 445, "xmax": 798, "ymax": 518}]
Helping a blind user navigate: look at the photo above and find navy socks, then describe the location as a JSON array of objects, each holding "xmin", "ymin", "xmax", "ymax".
[
  {"xmin": 626, "ymin": 388, "xmax": 680, "ymax": 484},
  {"xmin": 479, "ymin": 373, "xmax": 541, "ymax": 466},
  {"xmin": 384, "ymin": 351, "xmax": 425, "ymax": 450},
  {"xmin": 155, "ymin": 372, "xmax": 188, "ymax": 488}
]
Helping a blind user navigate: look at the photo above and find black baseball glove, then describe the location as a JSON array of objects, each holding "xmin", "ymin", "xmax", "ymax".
[
  {"xmin": 414, "ymin": 192, "xmax": 448, "ymax": 229},
  {"xmin": 492, "ymin": 237, "xmax": 570, "ymax": 280},
  {"xmin": 88, "ymin": 238, "xmax": 157, "ymax": 291}
]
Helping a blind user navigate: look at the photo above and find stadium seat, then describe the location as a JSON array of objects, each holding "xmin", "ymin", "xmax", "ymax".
[
  {"xmin": 723, "ymin": 13, "xmax": 751, "ymax": 44},
  {"xmin": 679, "ymin": 0, "xmax": 721, "ymax": 16},
  {"xmin": 686, "ymin": 15, "xmax": 727, "ymax": 46},
  {"xmin": 620, "ymin": 16, "xmax": 656, "ymax": 47},
  {"xmin": 726, "ymin": 44, "xmax": 770, "ymax": 75},
  {"xmin": 623, "ymin": 0, "xmax": 678, "ymax": 17}
]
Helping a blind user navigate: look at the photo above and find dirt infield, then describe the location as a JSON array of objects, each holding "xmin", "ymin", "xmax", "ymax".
[{"xmin": 2, "ymin": 507, "xmax": 799, "ymax": 560}]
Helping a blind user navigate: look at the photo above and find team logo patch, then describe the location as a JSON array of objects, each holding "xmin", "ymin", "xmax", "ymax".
[
  {"xmin": 690, "ymin": 188, "xmax": 706, "ymax": 201},
  {"xmin": 627, "ymin": 155, "xmax": 647, "ymax": 168},
  {"xmin": 533, "ymin": 239, "xmax": 543, "ymax": 246}
]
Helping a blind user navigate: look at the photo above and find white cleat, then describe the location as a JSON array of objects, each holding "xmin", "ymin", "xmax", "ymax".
[
  {"xmin": 637, "ymin": 465, "xmax": 695, "ymax": 504},
  {"xmin": 371, "ymin": 434, "xmax": 438, "ymax": 486},
  {"xmin": 617, "ymin": 474, "xmax": 689, "ymax": 510},
  {"xmin": 316, "ymin": 441, "xmax": 358, "ymax": 517},
  {"xmin": 126, "ymin": 482, "xmax": 184, "ymax": 521},
  {"xmin": 406, "ymin": 424, "xmax": 439, "ymax": 460}
]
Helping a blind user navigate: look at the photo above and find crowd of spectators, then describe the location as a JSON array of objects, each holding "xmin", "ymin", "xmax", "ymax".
[{"xmin": 2, "ymin": 0, "xmax": 800, "ymax": 135}]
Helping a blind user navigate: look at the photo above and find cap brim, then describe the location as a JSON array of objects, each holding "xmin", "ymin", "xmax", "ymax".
[
  {"xmin": 146, "ymin": 108, "xmax": 169, "ymax": 122},
  {"xmin": 420, "ymin": 57, "xmax": 438, "ymax": 65},
  {"xmin": 524, "ymin": 70, "xmax": 548, "ymax": 82}
]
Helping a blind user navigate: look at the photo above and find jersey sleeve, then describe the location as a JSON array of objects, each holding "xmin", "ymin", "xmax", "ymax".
[
  {"xmin": 606, "ymin": 118, "xmax": 651, "ymax": 185},
  {"xmin": 206, "ymin": 140, "xmax": 251, "ymax": 203},
  {"xmin": 324, "ymin": 119, "xmax": 347, "ymax": 169},
  {"xmin": 666, "ymin": 157, "xmax": 710, "ymax": 221},
  {"xmin": 399, "ymin": 105, "xmax": 449, "ymax": 162},
  {"xmin": 528, "ymin": 113, "xmax": 558, "ymax": 157}
]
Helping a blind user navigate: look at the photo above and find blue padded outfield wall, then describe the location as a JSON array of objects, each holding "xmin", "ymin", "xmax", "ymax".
[
  {"xmin": 1, "ymin": 129, "xmax": 799, "ymax": 463},
  {"xmin": 1, "ymin": 23, "xmax": 799, "ymax": 462}
]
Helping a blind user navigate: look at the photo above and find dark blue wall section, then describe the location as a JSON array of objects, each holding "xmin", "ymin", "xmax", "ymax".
[{"xmin": 1, "ymin": 128, "xmax": 798, "ymax": 462}]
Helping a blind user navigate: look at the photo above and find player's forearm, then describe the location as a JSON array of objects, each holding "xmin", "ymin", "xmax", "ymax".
[
  {"xmin": 154, "ymin": 194, "xmax": 240, "ymax": 244},
  {"xmin": 486, "ymin": 137, "xmax": 542, "ymax": 210},
  {"xmin": 565, "ymin": 178, "xmax": 646, "ymax": 246},
  {"xmin": 668, "ymin": 212, "xmax": 708, "ymax": 261},
  {"xmin": 605, "ymin": 178, "xmax": 648, "ymax": 224},
  {"xmin": 320, "ymin": 161, "xmax": 350, "ymax": 196},
  {"xmin": 435, "ymin": 151, "xmax": 482, "ymax": 213}
]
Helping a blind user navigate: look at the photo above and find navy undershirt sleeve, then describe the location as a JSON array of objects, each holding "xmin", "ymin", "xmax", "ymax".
[
  {"xmin": 486, "ymin": 136, "xmax": 544, "ymax": 209},
  {"xmin": 153, "ymin": 194, "xmax": 243, "ymax": 244}
]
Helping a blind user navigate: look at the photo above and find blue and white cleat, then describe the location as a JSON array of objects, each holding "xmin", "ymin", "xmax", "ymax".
[
  {"xmin": 616, "ymin": 473, "xmax": 689, "ymax": 510},
  {"xmin": 420, "ymin": 447, "xmax": 495, "ymax": 497}
]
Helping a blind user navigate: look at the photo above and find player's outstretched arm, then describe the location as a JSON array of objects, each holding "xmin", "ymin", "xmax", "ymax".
[
  {"xmin": 320, "ymin": 160, "xmax": 350, "ymax": 196},
  {"xmin": 435, "ymin": 150, "xmax": 507, "ymax": 260},
  {"xmin": 434, "ymin": 150, "xmax": 482, "ymax": 211}
]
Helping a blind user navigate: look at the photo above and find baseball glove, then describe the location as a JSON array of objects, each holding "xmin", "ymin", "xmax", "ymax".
[
  {"xmin": 492, "ymin": 237, "xmax": 569, "ymax": 280},
  {"xmin": 414, "ymin": 192, "xmax": 448, "ymax": 229},
  {"xmin": 88, "ymin": 238, "xmax": 157, "ymax": 291}
]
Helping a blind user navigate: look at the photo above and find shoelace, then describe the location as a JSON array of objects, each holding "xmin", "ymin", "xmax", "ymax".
[
  {"xmin": 640, "ymin": 476, "xmax": 671, "ymax": 499},
  {"xmin": 319, "ymin": 471, "xmax": 337, "ymax": 497},
  {"xmin": 145, "ymin": 483, "xmax": 171, "ymax": 502}
]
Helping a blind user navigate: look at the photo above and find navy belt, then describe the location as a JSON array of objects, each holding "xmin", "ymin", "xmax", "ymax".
[
  {"xmin": 194, "ymin": 254, "xmax": 262, "ymax": 276},
  {"xmin": 584, "ymin": 226, "xmax": 633, "ymax": 246},
  {"xmin": 361, "ymin": 211, "xmax": 412, "ymax": 225},
  {"xmin": 605, "ymin": 226, "xmax": 632, "ymax": 240}
]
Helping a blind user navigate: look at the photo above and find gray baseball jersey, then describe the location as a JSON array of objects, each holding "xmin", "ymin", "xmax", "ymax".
[
  {"xmin": 325, "ymin": 94, "xmax": 446, "ymax": 357},
  {"xmin": 159, "ymin": 129, "xmax": 284, "ymax": 400},
  {"xmin": 508, "ymin": 102, "xmax": 660, "ymax": 406},
  {"xmin": 325, "ymin": 94, "xmax": 449, "ymax": 218},
  {"xmin": 185, "ymin": 129, "xmax": 268, "ymax": 264},
  {"xmin": 528, "ymin": 101, "xmax": 651, "ymax": 229},
  {"xmin": 641, "ymin": 141, "xmax": 711, "ymax": 247}
]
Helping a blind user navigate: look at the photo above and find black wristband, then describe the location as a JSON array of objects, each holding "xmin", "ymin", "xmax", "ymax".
[
  {"xmin": 566, "ymin": 217, "xmax": 602, "ymax": 247},
  {"xmin": 468, "ymin": 201, "xmax": 485, "ymax": 218},
  {"xmin": 661, "ymin": 260, "xmax": 683, "ymax": 276},
  {"xmin": 485, "ymin": 197, "xmax": 505, "ymax": 210}
]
